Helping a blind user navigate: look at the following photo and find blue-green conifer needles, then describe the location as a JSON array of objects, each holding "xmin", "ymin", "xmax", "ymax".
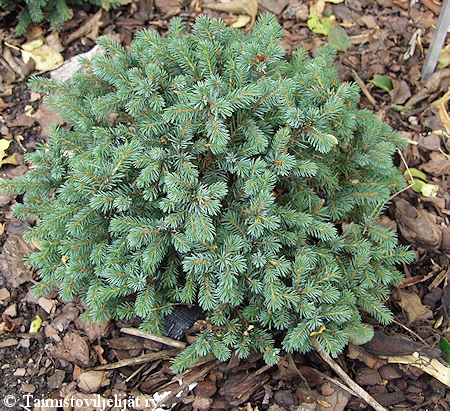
[
  {"xmin": 0, "ymin": 15, "xmax": 414, "ymax": 371},
  {"xmin": 0, "ymin": 0, "xmax": 120, "ymax": 35}
]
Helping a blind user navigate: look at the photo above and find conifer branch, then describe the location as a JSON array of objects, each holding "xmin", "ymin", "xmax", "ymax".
[{"xmin": 0, "ymin": 14, "xmax": 415, "ymax": 372}]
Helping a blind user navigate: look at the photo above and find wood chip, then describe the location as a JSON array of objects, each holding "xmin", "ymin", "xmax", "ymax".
[
  {"xmin": 0, "ymin": 338, "xmax": 18, "ymax": 348},
  {"xmin": 37, "ymin": 297, "xmax": 57, "ymax": 314},
  {"xmin": 0, "ymin": 287, "xmax": 10, "ymax": 302}
]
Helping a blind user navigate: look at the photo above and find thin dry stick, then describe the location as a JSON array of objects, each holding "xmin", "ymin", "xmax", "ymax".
[
  {"xmin": 392, "ymin": 318, "xmax": 427, "ymax": 345},
  {"xmin": 120, "ymin": 327, "xmax": 186, "ymax": 349},
  {"xmin": 362, "ymin": 147, "xmax": 414, "ymax": 236},
  {"xmin": 351, "ymin": 69, "xmax": 378, "ymax": 108},
  {"xmin": 124, "ymin": 362, "xmax": 148, "ymax": 383},
  {"xmin": 390, "ymin": 148, "xmax": 414, "ymax": 200},
  {"xmin": 286, "ymin": 352, "xmax": 360, "ymax": 398},
  {"xmin": 91, "ymin": 348, "xmax": 181, "ymax": 371},
  {"xmin": 312, "ymin": 338, "xmax": 388, "ymax": 411}
]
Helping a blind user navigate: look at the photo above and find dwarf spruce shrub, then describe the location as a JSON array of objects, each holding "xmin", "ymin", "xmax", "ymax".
[
  {"xmin": 0, "ymin": 15, "xmax": 414, "ymax": 371},
  {"xmin": 0, "ymin": 0, "xmax": 119, "ymax": 35}
]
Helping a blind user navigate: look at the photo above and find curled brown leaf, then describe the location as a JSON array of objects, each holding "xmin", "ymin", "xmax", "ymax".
[{"xmin": 203, "ymin": 0, "xmax": 258, "ymax": 29}]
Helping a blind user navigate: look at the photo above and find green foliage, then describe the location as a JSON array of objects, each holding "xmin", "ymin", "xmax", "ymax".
[
  {"xmin": 0, "ymin": 0, "xmax": 120, "ymax": 35},
  {"xmin": 0, "ymin": 15, "xmax": 415, "ymax": 371},
  {"xmin": 438, "ymin": 337, "xmax": 450, "ymax": 363}
]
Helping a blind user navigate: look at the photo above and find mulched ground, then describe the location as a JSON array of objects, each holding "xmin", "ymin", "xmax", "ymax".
[{"xmin": 1, "ymin": 1, "xmax": 450, "ymax": 410}]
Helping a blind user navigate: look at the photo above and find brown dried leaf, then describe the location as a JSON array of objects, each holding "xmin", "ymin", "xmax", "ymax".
[
  {"xmin": 65, "ymin": 8, "xmax": 104, "ymax": 45},
  {"xmin": 47, "ymin": 369, "xmax": 66, "ymax": 390},
  {"xmin": 0, "ymin": 97, "xmax": 9, "ymax": 111},
  {"xmin": 77, "ymin": 370, "xmax": 110, "ymax": 393},
  {"xmin": 393, "ymin": 0, "xmax": 409, "ymax": 9},
  {"xmin": 51, "ymin": 305, "xmax": 80, "ymax": 332},
  {"xmin": 392, "ymin": 288, "xmax": 433, "ymax": 324},
  {"xmin": 420, "ymin": 152, "xmax": 450, "ymax": 176},
  {"xmin": 192, "ymin": 397, "xmax": 213, "ymax": 411},
  {"xmin": 92, "ymin": 344, "xmax": 108, "ymax": 365},
  {"xmin": 7, "ymin": 112, "xmax": 35, "ymax": 127},
  {"xmin": 406, "ymin": 68, "xmax": 450, "ymax": 107},
  {"xmin": 155, "ymin": 0, "xmax": 182, "ymax": 18},
  {"xmin": 0, "ymin": 338, "xmax": 18, "ymax": 348},
  {"xmin": 415, "ymin": 133, "xmax": 441, "ymax": 151},
  {"xmin": 45, "ymin": 32, "xmax": 65, "ymax": 53},
  {"xmin": 394, "ymin": 198, "xmax": 442, "ymax": 250},
  {"xmin": 218, "ymin": 371, "xmax": 270, "ymax": 406},
  {"xmin": 203, "ymin": 0, "xmax": 258, "ymax": 29},
  {"xmin": 44, "ymin": 323, "xmax": 61, "ymax": 342},
  {"xmin": 360, "ymin": 15, "xmax": 377, "ymax": 29},
  {"xmin": 75, "ymin": 317, "xmax": 111, "ymax": 342},
  {"xmin": 108, "ymin": 336, "xmax": 145, "ymax": 350},
  {"xmin": 389, "ymin": 80, "xmax": 412, "ymax": 105},
  {"xmin": 49, "ymin": 332, "xmax": 95, "ymax": 367},
  {"xmin": 0, "ymin": 287, "xmax": 10, "ymax": 302},
  {"xmin": 315, "ymin": 383, "xmax": 352, "ymax": 411}
]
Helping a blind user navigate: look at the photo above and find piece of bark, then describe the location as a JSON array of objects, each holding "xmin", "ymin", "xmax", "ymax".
[
  {"xmin": 361, "ymin": 330, "xmax": 442, "ymax": 358},
  {"xmin": 372, "ymin": 392, "xmax": 406, "ymax": 406},
  {"xmin": 347, "ymin": 343, "xmax": 387, "ymax": 370},
  {"xmin": 355, "ymin": 367, "xmax": 383, "ymax": 386},
  {"xmin": 218, "ymin": 371, "xmax": 270, "ymax": 406},
  {"xmin": 0, "ymin": 234, "xmax": 35, "ymax": 287}
]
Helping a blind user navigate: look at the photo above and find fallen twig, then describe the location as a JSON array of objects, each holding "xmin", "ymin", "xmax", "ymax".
[
  {"xmin": 392, "ymin": 319, "xmax": 427, "ymax": 345},
  {"xmin": 120, "ymin": 327, "xmax": 186, "ymax": 349},
  {"xmin": 312, "ymin": 338, "xmax": 388, "ymax": 411},
  {"xmin": 91, "ymin": 348, "xmax": 181, "ymax": 371},
  {"xmin": 351, "ymin": 69, "xmax": 377, "ymax": 108},
  {"xmin": 124, "ymin": 362, "xmax": 148, "ymax": 383}
]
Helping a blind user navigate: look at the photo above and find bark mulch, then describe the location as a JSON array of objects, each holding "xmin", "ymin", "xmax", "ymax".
[{"xmin": 0, "ymin": 1, "xmax": 450, "ymax": 410}]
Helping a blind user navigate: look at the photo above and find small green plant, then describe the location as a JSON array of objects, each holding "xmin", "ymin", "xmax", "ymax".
[
  {"xmin": 0, "ymin": 15, "xmax": 414, "ymax": 371},
  {"xmin": 0, "ymin": 0, "xmax": 119, "ymax": 35}
]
